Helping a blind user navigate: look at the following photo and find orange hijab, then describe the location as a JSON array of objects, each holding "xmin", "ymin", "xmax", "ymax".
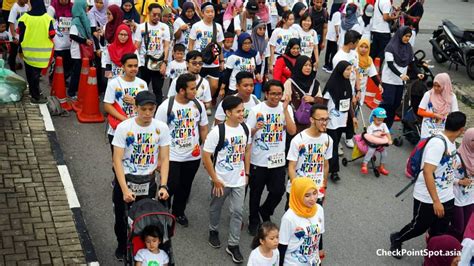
[
  {"xmin": 289, "ymin": 178, "xmax": 318, "ymax": 218},
  {"xmin": 357, "ymin": 38, "xmax": 373, "ymax": 70}
]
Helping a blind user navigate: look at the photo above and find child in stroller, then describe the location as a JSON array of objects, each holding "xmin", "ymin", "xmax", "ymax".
[{"xmin": 135, "ymin": 225, "xmax": 169, "ymax": 266}]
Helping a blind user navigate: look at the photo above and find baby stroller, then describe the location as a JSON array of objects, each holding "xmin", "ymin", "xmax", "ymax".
[
  {"xmin": 124, "ymin": 198, "xmax": 176, "ymax": 266},
  {"xmin": 341, "ymin": 105, "xmax": 389, "ymax": 177},
  {"xmin": 392, "ymin": 50, "xmax": 435, "ymax": 146}
]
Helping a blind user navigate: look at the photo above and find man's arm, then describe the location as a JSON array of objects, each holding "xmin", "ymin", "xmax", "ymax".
[
  {"xmin": 288, "ymin": 160, "xmax": 297, "ymax": 184},
  {"xmin": 199, "ymin": 125, "xmax": 209, "ymax": 144},
  {"xmin": 245, "ymin": 144, "xmax": 251, "ymax": 182},
  {"xmin": 423, "ymin": 163, "xmax": 444, "ymax": 217},
  {"xmin": 113, "ymin": 146, "xmax": 136, "ymax": 202},
  {"xmin": 156, "ymin": 145, "xmax": 170, "ymax": 199}
]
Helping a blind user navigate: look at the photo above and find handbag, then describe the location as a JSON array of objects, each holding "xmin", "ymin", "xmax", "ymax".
[
  {"xmin": 290, "ymin": 79, "xmax": 325, "ymax": 125},
  {"xmin": 79, "ymin": 43, "xmax": 95, "ymax": 61},
  {"xmin": 107, "ymin": 102, "xmax": 127, "ymax": 129},
  {"xmin": 144, "ymin": 22, "xmax": 164, "ymax": 71},
  {"xmin": 201, "ymin": 22, "xmax": 221, "ymax": 65}
]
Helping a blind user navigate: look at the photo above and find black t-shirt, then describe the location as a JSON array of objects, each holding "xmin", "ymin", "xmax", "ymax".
[
  {"xmin": 310, "ymin": 7, "xmax": 328, "ymax": 36},
  {"xmin": 406, "ymin": 2, "xmax": 424, "ymax": 32}
]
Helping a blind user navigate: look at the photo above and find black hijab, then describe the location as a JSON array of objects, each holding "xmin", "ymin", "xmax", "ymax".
[
  {"xmin": 29, "ymin": 0, "xmax": 47, "ymax": 16},
  {"xmin": 323, "ymin": 61, "xmax": 352, "ymax": 111},
  {"xmin": 292, "ymin": 2, "xmax": 306, "ymax": 24},
  {"xmin": 181, "ymin": 2, "xmax": 200, "ymax": 25},
  {"xmin": 282, "ymin": 38, "xmax": 301, "ymax": 69},
  {"xmin": 385, "ymin": 26, "xmax": 414, "ymax": 67},
  {"xmin": 122, "ymin": 0, "xmax": 140, "ymax": 23},
  {"xmin": 291, "ymin": 55, "xmax": 319, "ymax": 94}
]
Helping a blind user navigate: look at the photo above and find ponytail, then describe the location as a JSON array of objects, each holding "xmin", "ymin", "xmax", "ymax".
[{"xmin": 276, "ymin": 10, "xmax": 292, "ymax": 28}]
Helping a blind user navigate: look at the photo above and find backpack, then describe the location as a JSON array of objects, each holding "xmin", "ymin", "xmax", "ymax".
[
  {"xmin": 47, "ymin": 96, "xmax": 69, "ymax": 116},
  {"xmin": 213, "ymin": 122, "xmax": 250, "ymax": 166},
  {"xmin": 167, "ymin": 96, "xmax": 203, "ymax": 123},
  {"xmin": 395, "ymin": 135, "xmax": 448, "ymax": 197},
  {"xmin": 201, "ymin": 22, "xmax": 222, "ymax": 65}
]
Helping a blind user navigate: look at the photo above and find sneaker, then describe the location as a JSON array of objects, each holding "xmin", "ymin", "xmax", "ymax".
[
  {"xmin": 30, "ymin": 95, "xmax": 48, "ymax": 105},
  {"xmin": 361, "ymin": 163, "xmax": 368, "ymax": 174},
  {"xmin": 390, "ymin": 232, "xmax": 402, "ymax": 259},
  {"xmin": 248, "ymin": 223, "xmax": 258, "ymax": 236},
  {"xmin": 378, "ymin": 166, "xmax": 390, "ymax": 176},
  {"xmin": 114, "ymin": 248, "xmax": 125, "ymax": 261},
  {"xmin": 322, "ymin": 65, "xmax": 333, "ymax": 73},
  {"xmin": 208, "ymin": 230, "xmax": 221, "ymax": 248},
  {"xmin": 206, "ymin": 108, "xmax": 212, "ymax": 116},
  {"xmin": 330, "ymin": 173, "xmax": 340, "ymax": 182},
  {"xmin": 338, "ymin": 144, "xmax": 344, "ymax": 156},
  {"xmin": 345, "ymin": 138, "xmax": 355, "ymax": 148},
  {"xmin": 176, "ymin": 215, "xmax": 189, "ymax": 227},
  {"xmin": 226, "ymin": 245, "xmax": 244, "ymax": 264}
]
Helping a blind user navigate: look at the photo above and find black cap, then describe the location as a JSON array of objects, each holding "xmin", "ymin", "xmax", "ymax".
[
  {"xmin": 135, "ymin": 91, "xmax": 157, "ymax": 106},
  {"xmin": 201, "ymin": 2, "xmax": 214, "ymax": 11},
  {"xmin": 246, "ymin": 0, "xmax": 258, "ymax": 13}
]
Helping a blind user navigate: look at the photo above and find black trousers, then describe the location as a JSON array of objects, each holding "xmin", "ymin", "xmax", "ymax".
[
  {"xmin": 24, "ymin": 62, "xmax": 42, "ymax": 100},
  {"xmin": 324, "ymin": 40, "xmax": 338, "ymax": 68},
  {"xmin": 168, "ymin": 160, "xmax": 201, "ymax": 217},
  {"xmin": 8, "ymin": 42, "xmax": 18, "ymax": 72},
  {"xmin": 395, "ymin": 198, "xmax": 455, "ymax": 244},
  {"xmin": 345, "ymin": 114, "xmax": 354, "ymax": 140},
  {"xmin": 69, "ymin": 58, "xmax": 83, "ymax": 97},
  {"xmin": 139, "ymin": 66, "xmax": 165, "ymax": 105},
  {"xmin": 370, "ymin": 32, "xmax": 391, "ymax": 61},
  {"xmin": 248, "ymin": 165, "xmax": 286, "ymax": 226},
  {"xmin": 327, "ymin": 127, "xmax": 346, "ymax": 174},
  {"xmin": 52, "ymin": 50, "xmax": 73, "ymax": 81},
  {"xmin": 379, "ymin": 83, "xmax": 404, "ymax": 129}
]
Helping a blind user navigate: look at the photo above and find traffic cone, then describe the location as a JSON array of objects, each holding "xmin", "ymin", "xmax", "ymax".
[
  {"xmin": 364, "ymin": 57, "xmax": 383, "ymax": 109},
  {"xmin": 76, "ymin": 67, "xmax": 104, "ymax": 123},
  {"xmin": 51, "ymin": 57, "xmax": 72, "ymax": 111},
  {"xmin": 72, "ymin": 58, "xmax": 90, "ymax": 112}
]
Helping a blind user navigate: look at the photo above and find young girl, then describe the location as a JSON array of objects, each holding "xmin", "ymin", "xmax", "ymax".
[
  {"xmin": 357, "ymin": 38, "xmax": 381, "ymax": 105},
  {"xmin": 279, "ymin": 177, "xmax": 325, "ymax": 265},
  {"xmin": 361, "ymin": 107, "xmax": 392, "ymax": 175},
  {"xmin": 293, "ymin": 12, "xmax": 319, "ymax": 69},
  {"xmin": 135, "ymin": 225, "xmax": 169, "ymax": 266},
  {"xmin": 248, "ymin": 222, "xmax": 280, "ymax": 266},
  {"xmin": 268, "ymin": 11, "xmax": 298, "ymax": 74}
]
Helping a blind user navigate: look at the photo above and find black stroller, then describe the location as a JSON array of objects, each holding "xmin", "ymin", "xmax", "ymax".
[{"xmin": 124, "ymin": 198, "xmax": 176, "ymax": 265}]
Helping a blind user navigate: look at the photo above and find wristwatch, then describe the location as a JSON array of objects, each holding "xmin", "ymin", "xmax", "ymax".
[{"xmin": 159, "ymin": 184, "xmax": 169, "ymax": 191}]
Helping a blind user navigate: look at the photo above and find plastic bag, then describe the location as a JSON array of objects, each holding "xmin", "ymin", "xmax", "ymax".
[{"xmin": 0, "ymin": 59, "xmax": 27, "ymax": 103}]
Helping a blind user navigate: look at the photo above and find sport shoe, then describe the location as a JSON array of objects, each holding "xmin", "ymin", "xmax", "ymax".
[
  {"xmin": 361, "ymin": 163, "xmax": 368, "ymax": 174},
  {"xmin": 330, "ymin": 172, "xmax": 340, "ymax": 182},
  {"xmin": 322, "ymin": 65, "xmax": 333, "ymax": 73},
  {"xmin": 390, "ymin": 232, "xmax": 402, "ymax": 259},
  {"xmin": 114, "ymin": 247, "xmax": 125, "ymax": 261},
  {"xmin": 176, "ymin": 215, "xmax": 189, "ymax": 227},
  {"xmin": 226, "ymin": 245, "xmax": 244, "ymax": 264},
  {"xmin": 378, "ymin": 166, "xmax": 390, "ymax": 176},
  {"xmin": 338, "ymin": 144, "xmax": 344, "ymax": 156},
  {"xmin": 208, "ymin": 230, "xmax": 221, "ymax": 248},
  {"xmin": 30, "ymin": 95, "xmax": 48, "ymax": 105},
  {"xmin": 345, "ymin": 138, "xmax": 355, "ymax": 148},
  {"xmin": 248, "ymin": 223, "xmax": 258, "ymax": 236}
]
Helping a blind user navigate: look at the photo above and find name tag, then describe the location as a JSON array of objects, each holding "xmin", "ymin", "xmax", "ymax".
[
  {"xmin": 268, "ymin": 152, "xmax": 285, "ymax": 168},
  {"xmin": 59, "ymin": 17, "xmax": 72, "ymax": 29},
  {"xmin": 127, "ymin": 181, "xmax": 150, "ymax": 196},
  {"xmin": 339, "ymin": 98, "xmax": 350, "ymax": 112}
]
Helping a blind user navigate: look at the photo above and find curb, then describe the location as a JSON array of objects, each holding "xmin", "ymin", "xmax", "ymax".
[
  {"xmin": 38, "ymin": 104, "xmax": 99, "ymax": 265},
  {"xmin": 453, "ymin": 84, "xmax": 474, "ymax": 108}
]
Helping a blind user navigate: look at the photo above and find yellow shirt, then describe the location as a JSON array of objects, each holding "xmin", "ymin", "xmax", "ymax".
[
  {"xmin": 2, "ymin": 0, "xmax": 16, "ymax": 11},
  {"xmin": 135, "ymin": 0, "xmax": 166, "ymax": 22}
]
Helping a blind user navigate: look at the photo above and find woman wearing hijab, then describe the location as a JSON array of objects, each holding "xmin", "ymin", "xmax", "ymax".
[
  {"xmin": 291, "ymin": 2, "xmax": 307, "ymax": 25},
  {"xmin": 104, "ymin": 5, "xmax": 124, "ymax": 44},
  {"xmin": 223, "ymin": 0, "xmax": 243, "ymax": 32},
  {"xmin": 451, "ymin": 128, "xmax": 474, "ymax": 238},
  {"xmin": 174, "ymin": 2, "xmax": 200, "ymax": 49},
  {"xmin": 89, "ymin": 0, "xmax": 108, "ymax": 29},
  {"xmin": 357, "ymin": 38, "xmax": 382, "ymax": 105},
  {"xmin": 417, "ymin": 73, "xmax": 459, "ymax": 139},
  {"xmin": 278, "ymin": 177, "xmax": 325, "ymax": 265},
  {"xmin": 220, "ymin": 32, "xmax": 262, "ymax": 94},
  {"xmin": 273, "ymin": 38, "xmax": 301, "ymax": 84},
  {"xmin": 102, "ymin": 24, "xmax": 137, "ymax": 79},
  {"xmin": 121, "ymin": 0, "xmax": 139, "ymax": 23},
  {"xmin": 47, "ymin": 0, "xmax": 74, "ymax": 81},
  {"xmin": 323, "ymin": 61, "xmax": 357, "ymax": 182},
  {"xmin": 379, "ymin": 26, "xmax": 423, "ymax": 129},
  {"xmin": 338, "ymin": 3, "xmax": 363, "ymax": 48},
  {"xmin": 423, "ymin": 234, "xmax": 462, "ymax": 266},
  {"xmin": 69, "ymin": 0, "xmax": 94, "ymax": 97},
  {"xmin": 283, "ymin": 55, "xmax": 321, "ymax": 133}
]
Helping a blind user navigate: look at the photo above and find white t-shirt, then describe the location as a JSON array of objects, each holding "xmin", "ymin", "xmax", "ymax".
[
  {"xmin": 102, "ymin": 50, "xmax": 141, "ymax": 79},
  {"xmin": 189, "ymin": 20, "xmax": 225, "ymax": 68},
  {"xmin": 279, "ymin": 207, "xmax": 325, "ymax": 266},
  {"xmin": 47, "ymin": 6, "xmax": 72, "ymax": 51},
  {"xmin": 453, "ymin": 159, "xmax": 474, "ymax": 207},
  {"xmin": 225, "ymin": 53, "xmax": 262, "ymax": 91},
  {"xmin": 371, "ymin": 0, "xmax": 391, "ymax": 33},
  {"xmin": 381, "ymin": 52, "xmax": 409, "ymax": 85},
  {"xmin": 103, "ymin": 76, "xmax": 149, "ymax": 135},
  {"xmin": 167, "ymin": 74, "xmax": 212, "ymax": 103},
  {"xmin": 247, "ymin": 102, "xmax": 294, "ymax": 168},
  {"xmin": 203, "ymin": 123, "xmax": 252, "ymax": 188},
  {"xmin": 358, "ymin": 62, "xmax": 377, "ymax": 104},
  {"xmin": 8, "ymin": 3, "xmax": 29, "ymax": 37},
  {"xmin": 286, "ymin": 131, "xmax": 333, "ymax": 196},
  {"xmin": 362, "ymin": 19, "xmax": 373, "ymax": 41},
  {"xmin": 324, "ymin": 92, "xmax": 349, "ymax": 130},
  {"xmin": 418, "ymin": 91, "xmax": 459, "ymax": 139},
  {"xmin": 325, "ymin": 12, "xmax": 341, "ymax": 42},
  {"xmin": 247, "ymin": 247, "xmax": 280, "ymax": 266},
  {"xmin": 173, "ymin": 17, "xmax": 191, "ymax": 48},
  {"xmin": 134, "ymin": 248, "xmax": 169, "ymax": 266},
  {"xmin": 367, "ymin": 122, "xmax": 389, "ymax": 135},
  {"xmin": 0, "ymin": 31, "xmax": 12, "ymax": 41},
  {"xmin": 69, "ymin": 25, "xmax": 82, "ymax": 59},
  {"xmin": 166, "ymin": 60, "xmax": 188, "ymax": 80},
  {"xmin": 134, "ymin": 22, "xmax": 171, "ymax": 67},
  {"xmin": 292, "ymin": 25, "xmax": 319, "ymax": 58},
  {"xmin": 233, "ymin": 15, "xmax": 256, "ymax": 35},
  {"xmin": 155, "ymin": 98, "xmax": 208, "ymax": 162},
  {"xmin": 214, "ymin": 94, "xmax": 260, "ymax": 123},
  {"xmin": 332, "ymin": 49, "xmax": 359, "ymax": 91},
  {"xmin": 112, "ymin": 118, "xmax": 171, "ymax": 175},
  {"xmin": 413, "ymin": 133, "xmax": 460, "ymax": 204},
  {"xmin": 269, "ymin": 27, "xmax": 299, "ymax": 57}
]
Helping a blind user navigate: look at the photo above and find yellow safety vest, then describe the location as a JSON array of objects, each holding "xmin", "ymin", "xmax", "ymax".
[{"xmin": 18, "ymin": 14, "xmax": 54, "ymax": 68}]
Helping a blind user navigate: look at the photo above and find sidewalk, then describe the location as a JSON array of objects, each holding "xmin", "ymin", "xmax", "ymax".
[{"xmin": 0, "ymin": 97, "xmax": 86, "ymax": 265}]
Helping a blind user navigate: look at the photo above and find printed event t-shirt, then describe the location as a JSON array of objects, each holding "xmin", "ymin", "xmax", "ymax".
[
  {"xmin": 292, "ymin": 24, "xmax": 319, "ymax": 58},
  {"xmin": 286, "ymin": 131, "xmax": 333, "ymax": 197},
  {"xmin": 134, "ymin": 248, "xmax": 169, "ymax": 266},
  {"xmin": 381, "ymin": 52, "xmax": 409, "ymax": 85},
  {"xmin": 247, "ymin": 102, "xmax": 294, "ymax": 168},
  {"xmin": 134, "ymin": 22, "xmax": 171, "ymax": 67},
  {"xmin": 103, "ymin": 76, "xmax": 149, "ymax": 135},
  {"xmin": 112, "ymin": 118, "xmax": 171, "ymax": 175},
  {"xmin": 189, "ymin": 20, "xmax": 225, "ymax": 68},
  {"xmin": 173, "ymin": 17, "xmax": 191, "ymax": 47},
  {"xmin": 166, "ymin": 60, "xmax": 188, "ymax": 80},
  {"xmin": 325, "ymin": 11, "xmax": 340, "ymax": 42},
  {"xmin": 155, "ymin": 98, "xmax": 208, "ymax": 162},
  {"xmin": 214, "ymin": 94, "xmax": 260, "ymax": 123},
  {"xmin": 225, "ymin": 53, "xmax": 262, "ymax": 91},
  {"xmin": 358, "ymin": 62, "xmax": 377, "ymax": 104},
  {"xmin": 269, "ymin": 27, "xmax": 299, "ymax": 57},
  {"xmin": 332, "ymin": 49, "xmax": 359, "ymax": 91},
  {"xmin": 69, "ymin": 25, "xmax": 82, "ymax": 59},
  {"xmin": 167, "ymin": 75, "xmax": 212, "ymax": 103},
  {"xmin": 367, "ymin": 122, "xmax": 389, "ymax": 135},
  {"xmin": 413, "ymin": 133, "xmax": 460, "ymax": 204},
  {"xmin": 247, "ymin": 247, "xmax": 280, "ymax": 266},
  {"xmin": 418, "ymin": 91, "xmax": 459, "ymax": 139},
  {"xmin": 279, "ymin": 206, "xmax": 325, "ymax": 266},
  {"xmin": 371, "ymin": 0, "xmax": 391, "ymax": 33},
  {"xmin": 453, "ymin": 161, "xmax": 474, "ymax": 207},
  {"xmin": 47, "ymin": 6, "xmax": 72, "ymax": 51},
  {"xmin": 323, "ymin": 92, "xmax": 349, "ymax": 130},
  {"xmin": 8, "ymin": 3, "xmax": 29, "ymax": 37},
  {"xmin": 203, "ymin": 123, "xmax": 252, "ymax": 188}
]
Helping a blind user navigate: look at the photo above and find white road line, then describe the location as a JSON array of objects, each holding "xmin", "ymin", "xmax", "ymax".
[
  {"xmin": 57, "ymin": 165, "xmax": 81, "ymax": 208},
  {"xmin": 88, "ymin": 261, "xmax": 100, "ymax": 266},
  {"xmin": 39, "ymin": 104, "xmax": 55, "ymax": 132}
]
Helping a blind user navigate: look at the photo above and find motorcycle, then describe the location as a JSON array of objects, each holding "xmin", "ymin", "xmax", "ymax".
[{"xmin": 430, "ymin": 19, "xmax": 474, "ymax": 80}]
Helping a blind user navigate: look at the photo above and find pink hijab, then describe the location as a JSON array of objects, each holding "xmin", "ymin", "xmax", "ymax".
[
  {"xmin": 430, "ymin": 73, "xmax": 453, "ymax": 116},
  {"xmin": 224, "ymin": 0, "xmax": 243, "ymax": 22},
  {"xmin": 458, "ymin": 128, "xmax": 474, "ymax": 176},
  {"xmin": 256, "ymin": 1, "xmax": 270, "ymax": 23}
]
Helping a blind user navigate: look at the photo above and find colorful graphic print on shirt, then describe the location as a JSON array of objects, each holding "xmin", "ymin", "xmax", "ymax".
[
  {"xmin": 435, "ymin": 150, "xmax": 459, "ymax": 191},
  {"xmin": 234, "ymin": 57, "xmax": 256, "ymax": 73},
  {"xmin": 142, "ymin": 28, "xmax": 166, "ymax": 53},
  {"xmin": 169, "ymin": 107, "xmax": 200, "ymax": 157},
  {"xmin": 296, "ymin": 141, "xmax": 328, "ymax": 190},
  {"xmin": 254, "ymin": 112, "xmax": 284, "ymax": 151},
  {"xmin": 115, "ymin": 85, "xmax": 144, "ymax": 116},
  {"xmin": 218, "ymin": 135, "xmax": 246, "ymax": 174},
  {"xmin": 124, "ymin": 130, "xmax": 160, "ymax": 173},
  {"xmin": 292, "ymin": 222, "xmax": 323, "ymax": 264}
]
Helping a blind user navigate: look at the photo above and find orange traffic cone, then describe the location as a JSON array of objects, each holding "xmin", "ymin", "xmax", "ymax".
[
  {"xmin": 364, "ymin": 57, "xmax": 383, "ymax": 109},
  {"xmin": 51, "ymin": 57, "xmax": 72, "ymax": 111},
  {"xmin": 72, "ymin": 58, "xmax": 90, "ymax": 112},
  {"xmin": 76, "ymin": 67, "xmax": 104, "ymax": 123}
]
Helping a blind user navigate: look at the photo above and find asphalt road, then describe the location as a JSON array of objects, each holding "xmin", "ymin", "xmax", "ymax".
[{"xmin": 45, "ymin": 0, "xmax": 473, "ymax": 265}]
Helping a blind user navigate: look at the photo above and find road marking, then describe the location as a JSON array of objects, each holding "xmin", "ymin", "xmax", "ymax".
[
  {"xmin": 39, "ymin": 103, "xmax": 55, "ymax": 131},
  {"xmin": 57, "ymin": 165, "xmax": 81, "ymax": 208},
  {"xmin": 88, "ymin": 262, "xmax": 100, "ymax": 266}
]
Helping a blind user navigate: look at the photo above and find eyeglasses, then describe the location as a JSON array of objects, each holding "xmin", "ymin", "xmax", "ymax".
[
  {"xmin": 190, "ymin": 61, "xmax": 204, "ymax": 66},
  {"xmin": 267, "ymin": 92, "xmax": 283, "ymax": 97},
  {"xmin": 312, "ymin": 117, "xmax": 330, "ymax": 123}
]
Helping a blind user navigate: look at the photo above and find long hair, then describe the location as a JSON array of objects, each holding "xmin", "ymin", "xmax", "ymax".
[
  {"xmin": 250, "ymin": 221, "xmax": 279, "ymax": 249},
  {"xmin": 276, "ymin": 10, "xmax": 293, "ymax": 28}
]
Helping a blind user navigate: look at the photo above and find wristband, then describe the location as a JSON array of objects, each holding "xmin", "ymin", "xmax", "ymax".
[{"xmin": 159, "ymin": 184, "xmax": 169, "ymax": 191}]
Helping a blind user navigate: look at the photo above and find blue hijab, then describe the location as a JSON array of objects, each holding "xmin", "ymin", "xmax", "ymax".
[{"xmin": 233, "ymin": 32, "xmax": 258, "ymax": 59}]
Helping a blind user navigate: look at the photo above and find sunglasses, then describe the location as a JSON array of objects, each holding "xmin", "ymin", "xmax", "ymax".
[{"xmin": 190, "ymin": 61, "xmax": 204, "ymax": 66}]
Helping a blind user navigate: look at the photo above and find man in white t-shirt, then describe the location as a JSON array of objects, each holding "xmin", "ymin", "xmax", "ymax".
[
  {"xmin": 247, "ymin": 80, "xmax": 297, "ymax": 236},
  {"xmin": 7, "ymin": 0, "xmax": 28, "ymax": 72},
  {"xmin": 134, "ymin": 3, "xmax": 170, "ymax": 105},
  {"xmin": 111, "ymin": 90, "xmax": 171, "ymax": 260},
  {"xmin": 202, "ymin": 96, "xmax": 252, "ymax": 264},
  {"xmin": 370, "ymin": 0, "xmax": 399, "ymax": 59},
  {"xmin": 155, "ymin": 73, "xmax": 209, "ymax": 227},
  {"xmin": 390, "ymin": 112, "xmax": 466, "ymax": 259}
]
